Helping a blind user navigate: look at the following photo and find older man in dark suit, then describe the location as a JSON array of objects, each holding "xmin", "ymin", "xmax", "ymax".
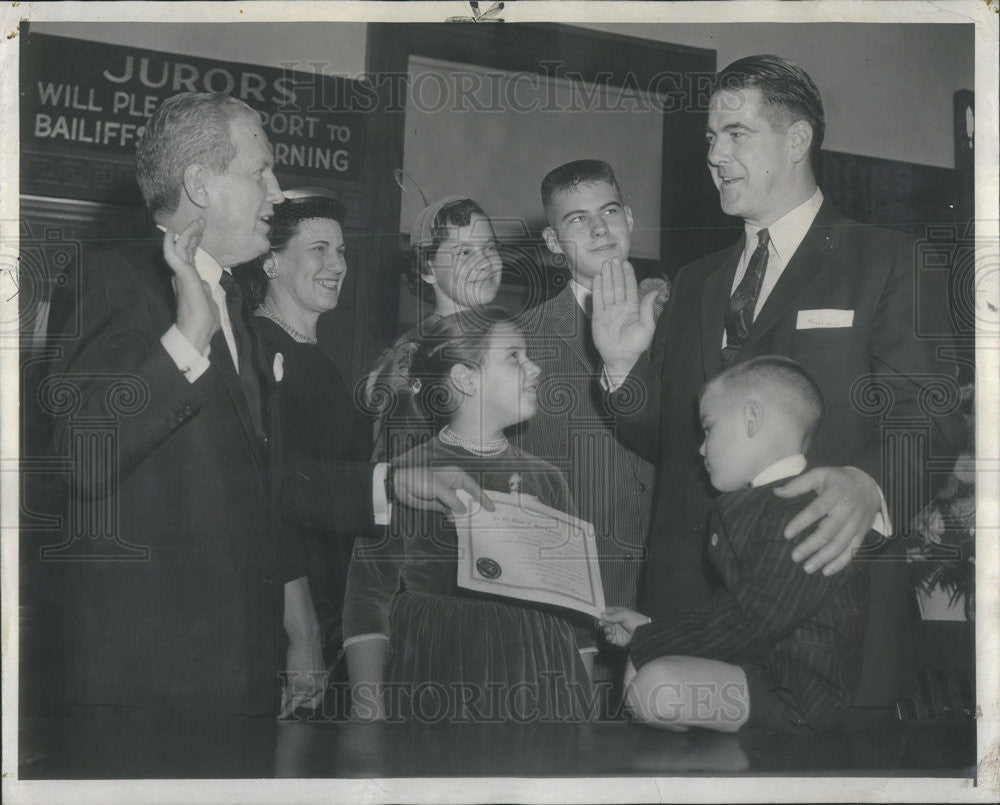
[
  {"xmin": 51, "ymin": 93, "xmax": 296, "ymax": 716},
  {"xmin": 51, "ymin": 92, "xmax": 484, "ymax": 717},
  {"xmin": 593, "ymin": 55, "xmax": 965, "ymax": 709}
]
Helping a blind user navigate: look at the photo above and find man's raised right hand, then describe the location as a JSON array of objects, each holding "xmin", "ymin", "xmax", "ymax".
[
  {"xmin": 164, "ymin": 219, "xmax": 219, "ymax": 354},
  {"xmin": 592, "ymin": 258, "xmax": 658, "ymax": 381}
]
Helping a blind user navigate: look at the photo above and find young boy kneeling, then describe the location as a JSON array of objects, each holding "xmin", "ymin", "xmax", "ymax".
[{"xmin": 600, "ymin": 357, "xmax": 868, "ymax": 733}]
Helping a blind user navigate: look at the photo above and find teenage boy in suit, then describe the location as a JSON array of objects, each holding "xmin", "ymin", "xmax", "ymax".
[{"xmin": 517, "ymin": 160, "xmax": 666, "ymax": 707}]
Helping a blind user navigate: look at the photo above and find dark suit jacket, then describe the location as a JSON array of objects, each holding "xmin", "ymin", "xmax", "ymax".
[
  {"xmin": 612, "ymin": 202, "xmax": 966, "ymax": 705},
  {"xmin": 516, "ymin": 286, "xmax": 655, "ymax": 609},
  {"xmin": 255, "ymin": 317, "xmax": 376, "ymax": 665},
  {"xmin": 49, "ymin": 236, "xmax": 373, "ymax": 716},
  {"xmin": 630, "ymin": 481, "xmax": 867, "ymax": 733}
]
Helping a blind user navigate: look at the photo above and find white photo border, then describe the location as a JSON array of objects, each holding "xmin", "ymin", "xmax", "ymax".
[{"xmin": 2, "ymin": 2, "xmax": 997, "ymax": 803}]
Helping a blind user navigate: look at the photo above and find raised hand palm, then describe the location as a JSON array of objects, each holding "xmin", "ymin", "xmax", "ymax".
[
  {"xmin": 164, "ymin": 219, "xmax": 219, "ymax": 351},
  {"xmin": 591, "ymin": 260, "xmax": 656, "ymax": 371},
  {"xmin": 593, "ymin": 303, "xmax": 655, "ymax": 361}
]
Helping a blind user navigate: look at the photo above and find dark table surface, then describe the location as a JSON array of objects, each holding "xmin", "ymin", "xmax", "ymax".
[{"xmin": 19, "ymin": 713, "xmax": 976, "ymax": 780}]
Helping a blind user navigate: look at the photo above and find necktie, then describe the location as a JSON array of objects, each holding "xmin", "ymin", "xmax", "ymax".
[
  {"xmin": 580, "ymin": 293, "xmax": 600, "ymax": 365},
  {"xmin": 720, "ymin": 229, "xmax": 769, "ymax": 368},
  {"xmin": 218, "ymin": 272, "xmax": 266, "ymax": 440}
]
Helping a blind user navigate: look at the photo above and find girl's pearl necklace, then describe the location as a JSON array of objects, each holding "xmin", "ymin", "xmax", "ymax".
[{"xmin": 439, "ymin": 425, "xmax": 508, "ymax": 457}]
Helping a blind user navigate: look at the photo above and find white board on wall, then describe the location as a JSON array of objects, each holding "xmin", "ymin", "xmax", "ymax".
[{"xmin": 400, "ymin": 55, "xmax": 664, "ymax": 260}]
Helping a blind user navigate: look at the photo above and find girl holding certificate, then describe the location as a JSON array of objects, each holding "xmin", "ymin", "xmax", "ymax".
[{"xmin": 344, "ymin": 308, "xmax": 596, "ymax": 721}]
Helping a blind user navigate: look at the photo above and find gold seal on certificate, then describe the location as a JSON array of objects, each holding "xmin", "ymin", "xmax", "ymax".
[{"xmin": 453, "ymin": 491, "xmax": 606, "ymax": 618}]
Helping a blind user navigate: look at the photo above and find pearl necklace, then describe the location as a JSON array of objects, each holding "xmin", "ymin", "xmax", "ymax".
[
  {"xmin": 257, "ymin": 304, "xmax": 318, "ymax": 345},
  {"xmin": 439, "ymin": 426, "xmax": 508, "ymax": 457}
]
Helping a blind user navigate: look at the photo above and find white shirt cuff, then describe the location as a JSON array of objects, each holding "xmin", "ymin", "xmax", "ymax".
[
  {"xmin": 343, "ymin": 633, "xmax": 389, "ymax": 648},
  {"xmin": 373, "ymin": 463, "xmax": 391, "ymax": 526},
  {"xmin": 871, "ymin": 486, "xmax": 892, "ymax": 537},
  {"xmin": 161, "ymin": 324, "xmax": 210, "ymax": 383},
  {"xmin": 601, "ymin": 365, "xmax": 628, "ymax": 393},
  {"xmin": 847, "ymin": 466, "xmax": 892, "ymax": 537}
]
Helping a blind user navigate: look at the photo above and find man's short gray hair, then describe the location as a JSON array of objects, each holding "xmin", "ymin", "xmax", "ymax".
[{"xmin": 136, "ymin": 92, "xmax": 255, "ymax": 215}]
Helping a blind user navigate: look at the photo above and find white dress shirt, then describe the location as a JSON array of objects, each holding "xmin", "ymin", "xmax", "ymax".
[{"xmin": 722, "ymin": 188, "xmax": 824, "ymax": 348}]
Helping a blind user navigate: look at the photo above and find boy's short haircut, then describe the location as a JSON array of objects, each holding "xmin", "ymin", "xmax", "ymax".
[
  {"xmin": 541, "ymin": 159, "xmax": 622, "ymax": 222},
  {"xmin": 707, "ymin": 356, "xmax": 824, "ymax": 445}
]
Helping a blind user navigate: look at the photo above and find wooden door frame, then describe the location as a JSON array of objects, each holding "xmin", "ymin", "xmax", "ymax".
[{"xmin": 362, "ymin": 22, "xmax": 726, "ymax": 346}]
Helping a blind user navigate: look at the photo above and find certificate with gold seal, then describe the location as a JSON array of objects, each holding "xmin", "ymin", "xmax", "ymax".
[{"xmin": 453, "ymin": 491, "xmax": 606, "ymax": 618}]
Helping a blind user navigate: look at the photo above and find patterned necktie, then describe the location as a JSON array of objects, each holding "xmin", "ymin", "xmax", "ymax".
[
  {"xmin": 580, "ymin": 292, "xmax": 600, "ymax": 365},
  {"xmin": 218, "ymin": 271, "xmax": 266, "ymax": 439},
  {"xmin": 720, "ymin": 228, "xmax": 770, "ymax": 368}
]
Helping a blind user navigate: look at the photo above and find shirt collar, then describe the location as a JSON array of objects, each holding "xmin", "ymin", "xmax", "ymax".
[
  {"xmin": 744, "ymin": 188, "xmax": 823, "ymax": 265},
  {"xmin": 156, "ymin": 224, "xmax": 226, "ymax": 286},
  {"xmin": 751, "ymin": 453, "xmax": 807, "ymax": 487},
  {"xmin": 568, "ymin": 278, "xmax": 592, "ymax": 312},
  {"xmin": 195, "ymin": 249, "xmax": 225, "ymax": 287}
]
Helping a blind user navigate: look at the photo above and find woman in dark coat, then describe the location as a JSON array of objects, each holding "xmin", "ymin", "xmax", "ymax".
[{"xmin": 237, "ymin": 187, "xmax": 372, "ymax": 716}]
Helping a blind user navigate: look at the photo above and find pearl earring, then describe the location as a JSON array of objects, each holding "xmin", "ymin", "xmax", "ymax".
[{"xmin": 263, "ymin": 256, "xmax": 278, "ymax": 280}]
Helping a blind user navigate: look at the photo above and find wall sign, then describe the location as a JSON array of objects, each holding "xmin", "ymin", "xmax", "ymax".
[{"xmin": 20, "ymin": 32, "xmax": 368, "ymax": 220}]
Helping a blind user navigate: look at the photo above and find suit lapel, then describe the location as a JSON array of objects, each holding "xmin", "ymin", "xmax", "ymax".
[
  {"xmin": 248, "ymin": 314, "xmax": 282, "ymax": 492},
  {"xmin": 700, "ymin": 243, "xmax": 742, "ymax": 379},
  {"xmin": 209, "ymin": 329, "xmax": 266, "ymax": 468},
  {"xmin": 549, "ymin": 287, "xmax": 596, "ymax": 369},
  {"xmin": 741, "ymin": 202, "xmax": 839, "ymax": 356}
]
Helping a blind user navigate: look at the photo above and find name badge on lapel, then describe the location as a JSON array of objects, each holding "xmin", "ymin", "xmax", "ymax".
[{"xmin": 796, "ymin": 309, "xmax": 854, "ymax": 329}]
